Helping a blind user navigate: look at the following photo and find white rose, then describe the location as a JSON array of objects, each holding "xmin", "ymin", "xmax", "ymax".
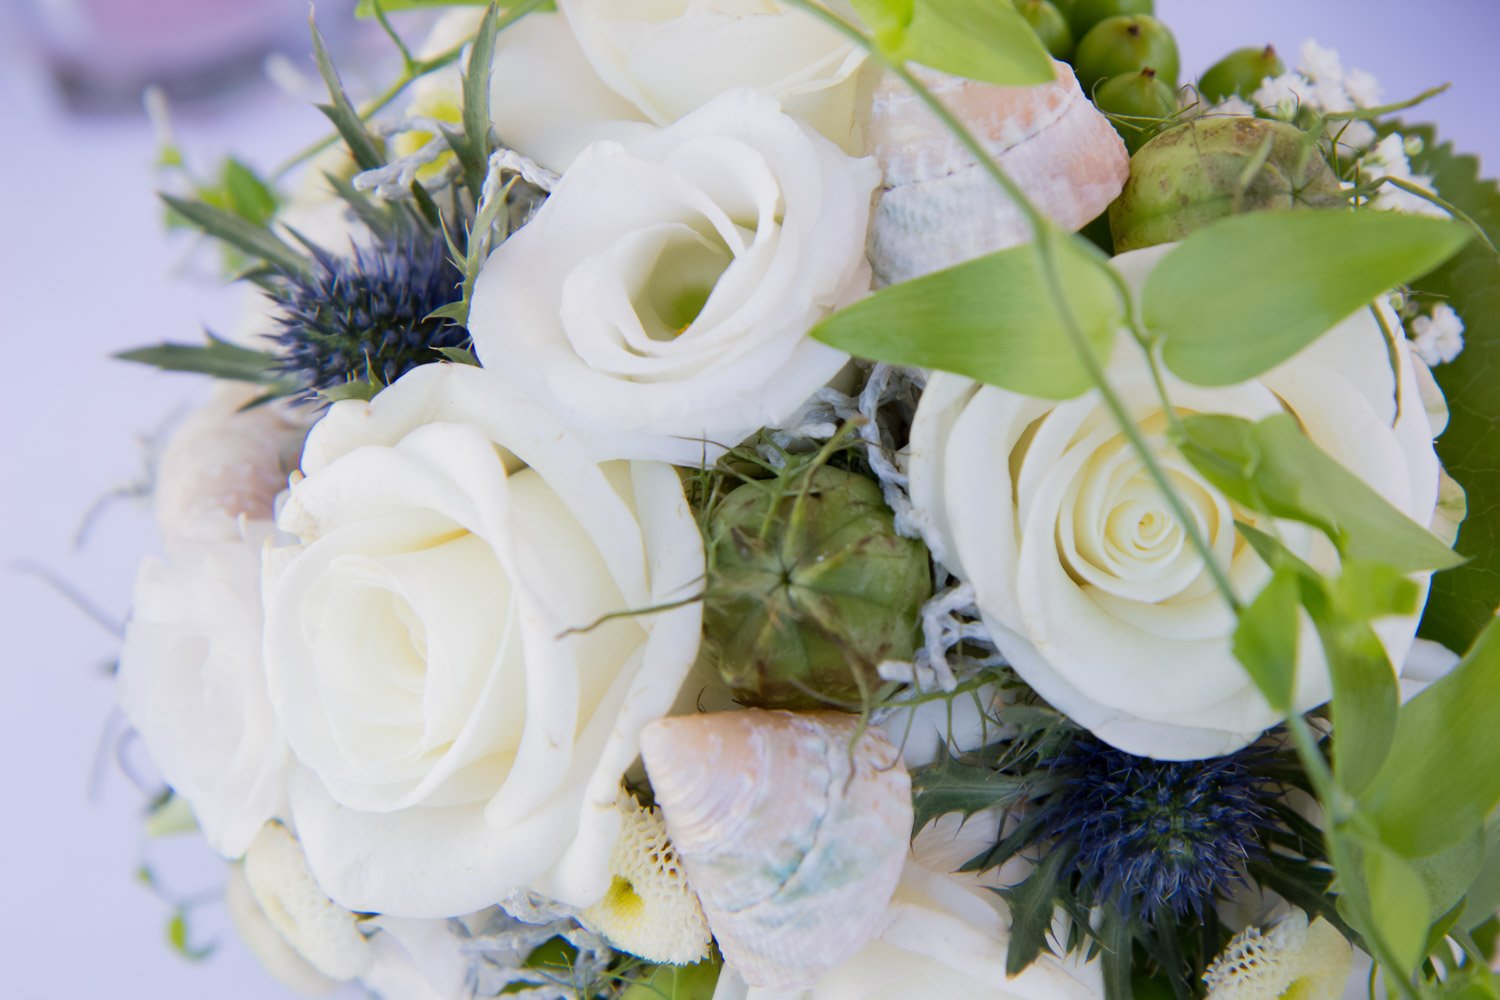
[
  {"xmin": 262, "ymin": 363, "xmax": 704, "ymax": 918},
  {"xmin": 556, "ymin": 0, "xmax": 869, "ymax": 151},
  {"xmin": 117, "ymin": 512, "xmax": 288, "ymax": 859},
  {"xmin": 908, "ymin": 245, "xmax": 1443, "ymax": 760},
  {"xmin": 715, "ymin": 813, "xmax": 1103, "ymax": 1000},
  {"xmin": 468, "ymin": 88, "xmax": 879, "ymax": 465}
]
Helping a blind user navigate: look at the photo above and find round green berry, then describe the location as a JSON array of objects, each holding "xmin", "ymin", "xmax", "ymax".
[
  {"xmin": 1093, "ymin": 67, "xmax": 1177, "ymax": 153},
  {"xmin": 1066, "ymin": 0, "xmax": 1154, "ymax": 40},
  {"xmin": 1197, "ymin": 45, "xmax": 1285, "ymax": 103},
  {"xmin": 1075, "ymin": 14, "xmax": 1180, "ymax": 96},
  {"xmin": 1012, "ymin": 0, "xmax": 1075, "ymax": 60}
]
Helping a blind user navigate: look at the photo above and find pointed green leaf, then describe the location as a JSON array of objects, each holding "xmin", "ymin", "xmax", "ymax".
[
  {"xmin": 1361, "ymin": 839, "xmax": 1431, "ymax": 977},
  {"xmin": 1144, "ymin": 210, "xmax": 1471, "ymax": 385},
  {"xmin": 457, "ymin": 2, "xmax": 503, "ymax": 196},
  {"xmin": 1397, "ymin": 124, "xmax": 1500, "ymax": 653},
  {"xmin": 1364, "ymin": 616, "xmax": 1500, "ymax": 858},
  {"xmin": 117, "ymin": 335, "xmax": 284, "ymax": 385},
  {"xmin": 160, "ymin": 194, "xmax": 313, "ymax": 278},
  {"xmin": 1232, "ymin": 564, "xmax": 1301, "ymax": 713},
  {"xmin": 319, "ymin": 380, "xmax": 381, "ymax": 403},
  {"xmin": 218, "ymin": 157, "xmax": 278, "ymax": 227},
  {"xmin": 910, "ymin": 754, "xmax": 1032, "ymax": 833},
  {"xmin": 1001, "ymin": 844, "xmax": 1075, "ymax": 976},
  {"xmin": 812, "ymin": 236, "xmax": 1122, "ymax": 400},
  {"xmin": 433, "ymin": 346, "xmax": 479, "ymax": 365},
  {"xmin": 309, "ymin": 13, "xmax": 385, "ymax": 171},
  {"xmin": 850, "ymin": 0, "xmax": 1054, "ymax": 86},
  {"xmin": 1179, "ymin": 413, "xmax": 1463, "ymax": 574}
]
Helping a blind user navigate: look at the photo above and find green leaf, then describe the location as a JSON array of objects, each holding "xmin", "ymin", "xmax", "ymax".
[
  {"xmin": 1099, "ymin": 912, "xmax": 1135, "ymax": 1000},
  {"xmin": 160, "ymin": 194, "xmax": 313, "ymax": 278},
  {"xmin": 1411, "ymin": 830, "xmax": 1485, "ymax": 923},
  {"xmin": 910, "ymin": 754, "xmax": 1032, "ymax": 833},
  {"xmin": 456, "ymin": 2, "xmax": 503, "ymax": 199},
  {"xmin": 433, "ymin": 346, "xmax": 479, "ymax": 366},
  {"xmin": 354, "ymin": 0, "xmax": 486, "ymax": 14},
  {"xmin": 1330, "ymin": 560, "xmax": 1421, "ymax": 622},
  {"xmin": 850, "ymin": 0, "xmax": 1055, "ymax": 86},
  {"xmin": 319, "ymin": 380, "xmax": 382, "ymax": 403},
  {"xmin": 1000, "ymin": 844, "xmax": 1075, "ymax": 976},
  {"xmin": 116, "ymin": 335, "xmax": 285, "ymax": 385},
  {"xmin": 218, "ymin": 158, "xmax": 278, "ymax": 227},
  {"xmin": 811, "ymin": 236, "xmax": 1123, "ymax": 400},
  {"xmin": 1305, "ymin": 581, "xmax": 1400, "ymax": 795},
  {"xmin": 145, "ymin": 793, "xmax": 199, "ymax": 838},
  {"xmin": 309, "ymin": 12, "xmax": 385, "ymax": 172},
  {"xmin": 1232, "ymin": 564, "xmax": 1301, "ymax": 712},
  {"xmin": 1398, "ymin": 125, "xmax": 1500, "ymax": 652},
  {"xmin": 1363, "ymin": 616, "xmax": 1500, "ymax": 859},
  {"xmin": 1178, "ymin": 413, "xmax": 1463, "ymax": 574},
  {"xmin": 1143, "ymin": 210, "xmax": 1471, "ymax": 385},
  {"xmin": 1361, "ymin": 838, "xmax": 1431, "ymax": 977},
  {"xmin": 618, "ymin": 959, "xmax": 722, "ymax": 1000},
  {"xmin": 1462, "ymin": 823, "xmax": 1500, "ymax": 934}
]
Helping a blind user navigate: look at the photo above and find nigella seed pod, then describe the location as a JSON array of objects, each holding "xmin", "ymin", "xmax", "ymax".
[
  {"xmin": 1012, "ymin": 0, "xmax": 1075, "ymax": 60},
  {"xmin": 1198, "ymin": 45, "xmax": 1286, "ymax": 103},
  {"xmin": 701, "ymin": 464, "xmax": 932, "ymax": 711},
  {"xmin": 1075, "ymin": 14, "xmax": 1180, "ymax": 95},
  {"xmin": 1109, "ymin": 117, "xmax": 1345, "ymax": 252}
]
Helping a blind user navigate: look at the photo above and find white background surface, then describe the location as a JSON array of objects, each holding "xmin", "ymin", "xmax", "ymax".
[{"xmin": 1, "ymin": 2, "xmax": 1497, "ymax": 998}]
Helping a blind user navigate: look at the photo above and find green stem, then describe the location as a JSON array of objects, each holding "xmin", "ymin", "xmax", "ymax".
[{"xmin": 780, "ymin": 0, "xmax": 1240, "ymax": 611}]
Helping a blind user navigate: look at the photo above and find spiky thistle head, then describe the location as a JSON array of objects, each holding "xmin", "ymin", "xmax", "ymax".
[
  {"xmin": 1044, "ymin": 738, "xmax": 1279, "ymax": 920},
  {"xmin": 269, "ymin": 232, "xmax": 468, "ymax": 396}
]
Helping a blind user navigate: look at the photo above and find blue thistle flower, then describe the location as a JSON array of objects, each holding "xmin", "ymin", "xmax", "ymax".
[
  {"xmin": 1045, "ymin": 739, "xmax": 1278, "ymax": 919},
  {"xmin": 269, "ymin": 232, "xmax": 468, "ymax": 395}
]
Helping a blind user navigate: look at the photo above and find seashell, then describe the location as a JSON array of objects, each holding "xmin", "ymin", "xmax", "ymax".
[
  {"xmin": 864, "ymin": 60, "xmax": 1130, "ymax": 285},
  {"xmin": 639, "ymin": 709, "xmax": 913, "ymax": 990}
]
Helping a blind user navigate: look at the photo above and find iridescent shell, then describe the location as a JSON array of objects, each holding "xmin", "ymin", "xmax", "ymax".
[
  {"xmin": 865, "ymin": 61, "xmax": 1129, "ymax": 284},
  {"xmin": 638, "ymin": 710, "xmax": 912, "ymax": 990}
]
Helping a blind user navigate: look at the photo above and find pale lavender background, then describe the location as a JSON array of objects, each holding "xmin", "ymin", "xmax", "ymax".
[{"xmin": 1, "ymin": 2, "xmax": 1497, "ymax": 998}]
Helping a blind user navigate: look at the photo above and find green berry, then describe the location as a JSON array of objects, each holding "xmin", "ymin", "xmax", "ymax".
[
  {"xmin": 1093, "ymin": 67, "xmax": 1177, "ymax": 153},
  {"xmin": 1066, "ymin": 0, "xmax": 1154, "ymax": 40},
  {"xmin": 1075, "ymin": 14, "xmax": 1180, "ymax": 95},
  {"xmin": 701, "ymin": 463, "xmax": 932, "ymax": 711},
  {"xmin": 1012, "ymin": 0, "xmax": 1075, "ymax": 61},
  {"xmin": 1198, "ymin": 45, "xmax": 1285, "ymax": 103},
  {"xmin": 1108, "ymin": 117, "xmax": 1345, "ymax": 253}
]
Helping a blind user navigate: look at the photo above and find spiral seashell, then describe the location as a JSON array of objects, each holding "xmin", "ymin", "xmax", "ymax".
[
  {"xmin": 639, "ymin": 710, "xmax": 912, "ymax": 990},
  {"xmin": 865, "ymin": 60, "xmax": 1130, "ymax": 284}
]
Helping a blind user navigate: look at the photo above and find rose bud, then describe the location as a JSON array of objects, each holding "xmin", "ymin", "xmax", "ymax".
[
  {"xmin": 1075, "ymin": 14, "xmax": 1180, "ymax": 95},
  {"xmin": 701, "ymin": 463, "xmax": 932, "ymax": 711},
  {"xmin": 1108, "ymin": 116, "xmax": 1345, "ymax": 252}
]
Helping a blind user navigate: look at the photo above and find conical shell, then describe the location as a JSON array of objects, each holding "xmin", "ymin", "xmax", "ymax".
[
  {"xmin": 639, "ymin": 710, "xmax": 912, "ymax": 990},
  {"xmin": 865, "ymin": 60, "xmax": 1129, "ymax": 284}
]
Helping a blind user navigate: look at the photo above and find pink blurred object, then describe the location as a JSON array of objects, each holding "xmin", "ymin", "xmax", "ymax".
[{"xmin": 20, "ymin": 0, "xmax": 314, "ymax": 112}]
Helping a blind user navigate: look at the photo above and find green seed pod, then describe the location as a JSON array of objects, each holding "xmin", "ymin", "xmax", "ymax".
[
  {"xmin": 701, "ymin": 464, "xmax": 933, "ymax": 711},
  {"xmin": 1094, "ymin": 67, "xmax": 1177, "ymax": 153},
  {"xmin": 1066, "ymin": 0, "xmax": 1154, "ymax": 40},
  {"xmin": 1198, "ymin": 45, "xmax": 1285, "ymax": 103},
  {"xmin": 1075, "ymin": 14, "xmax": 1180, "ymax": 96},
  {"xmin": 1012, "ymin": 0, "xmax": 1075, "ymax": 61},
  {"xmin": 1108, "ymin": 117, "xmax": 1346, "ymax": 253}
]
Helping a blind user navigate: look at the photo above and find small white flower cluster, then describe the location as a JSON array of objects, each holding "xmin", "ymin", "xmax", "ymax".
[
  {"xmin": 1250, "ymin": 40, "xmax": 1381, "ymax": 150},
  {"xmin": 1411, "ymin": 302, "xmax": 1467, "ymax": 366},
  {"xmin": 1355, "ymin": 132, "xmax": 1447, "ymax": 216}
]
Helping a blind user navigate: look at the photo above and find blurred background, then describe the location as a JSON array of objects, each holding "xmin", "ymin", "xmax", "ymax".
[{"xmin": 0, "ymin": 1, "xmax": 1496, "ymax": 997}]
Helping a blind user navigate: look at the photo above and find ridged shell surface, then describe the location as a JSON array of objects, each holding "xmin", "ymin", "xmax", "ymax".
[
  {"xmin": 639, "ymin": 710, "xmax": 912, "ymax": 990},
  {"xmin": 866, "ymin": 61, "xmax": 1130, "ymax": 284}
]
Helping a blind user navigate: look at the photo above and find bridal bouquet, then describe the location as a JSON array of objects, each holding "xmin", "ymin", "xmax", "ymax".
[{"xmin": 114, "ymin": 1, "xmax": 1500, "ymax": 998}]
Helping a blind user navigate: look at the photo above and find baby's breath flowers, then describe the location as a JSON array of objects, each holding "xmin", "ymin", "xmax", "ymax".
[{"xmin": 1411, "ymin": 302, "xmax": 1467, "ymax": 366}]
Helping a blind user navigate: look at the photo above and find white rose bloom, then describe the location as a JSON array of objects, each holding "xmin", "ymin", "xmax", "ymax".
[
  {"xmin": 907, "ymin": 245, "xmax": 1443, "ymax": 760},
  {"xmin": 469, "ymin": 88, "xmax": 878, "ymax": 465},
  {"xmin": 714, "ymin": 813, "xmax": 1102, "ymax": 1000},
  {"xmin": 556, "ymin": 0, "xmax": 869, "ymax": 151},
  {"xmin": 117, "ymin": 512, "xmax": 288, "ymax": 859},
  {"xmin": 262, "ymin": 363, "xmax": 704, "ymax": 918}
]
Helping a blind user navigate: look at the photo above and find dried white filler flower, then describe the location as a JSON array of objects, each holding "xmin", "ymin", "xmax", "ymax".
[
  {"xmin": 1204, "ymin": 910, "xmax": 1353, "ymax": 1000},
  {"xmin": 243, "ymin": 821, "xmax": 372, "ymax": 981},
  {"xmin": 1412, "ymin": 303, "xmax": 1467, "ymax": 367},
  {"xmin": 581, "ymin": 792, "xmax": 711, "ymax": 965}
]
